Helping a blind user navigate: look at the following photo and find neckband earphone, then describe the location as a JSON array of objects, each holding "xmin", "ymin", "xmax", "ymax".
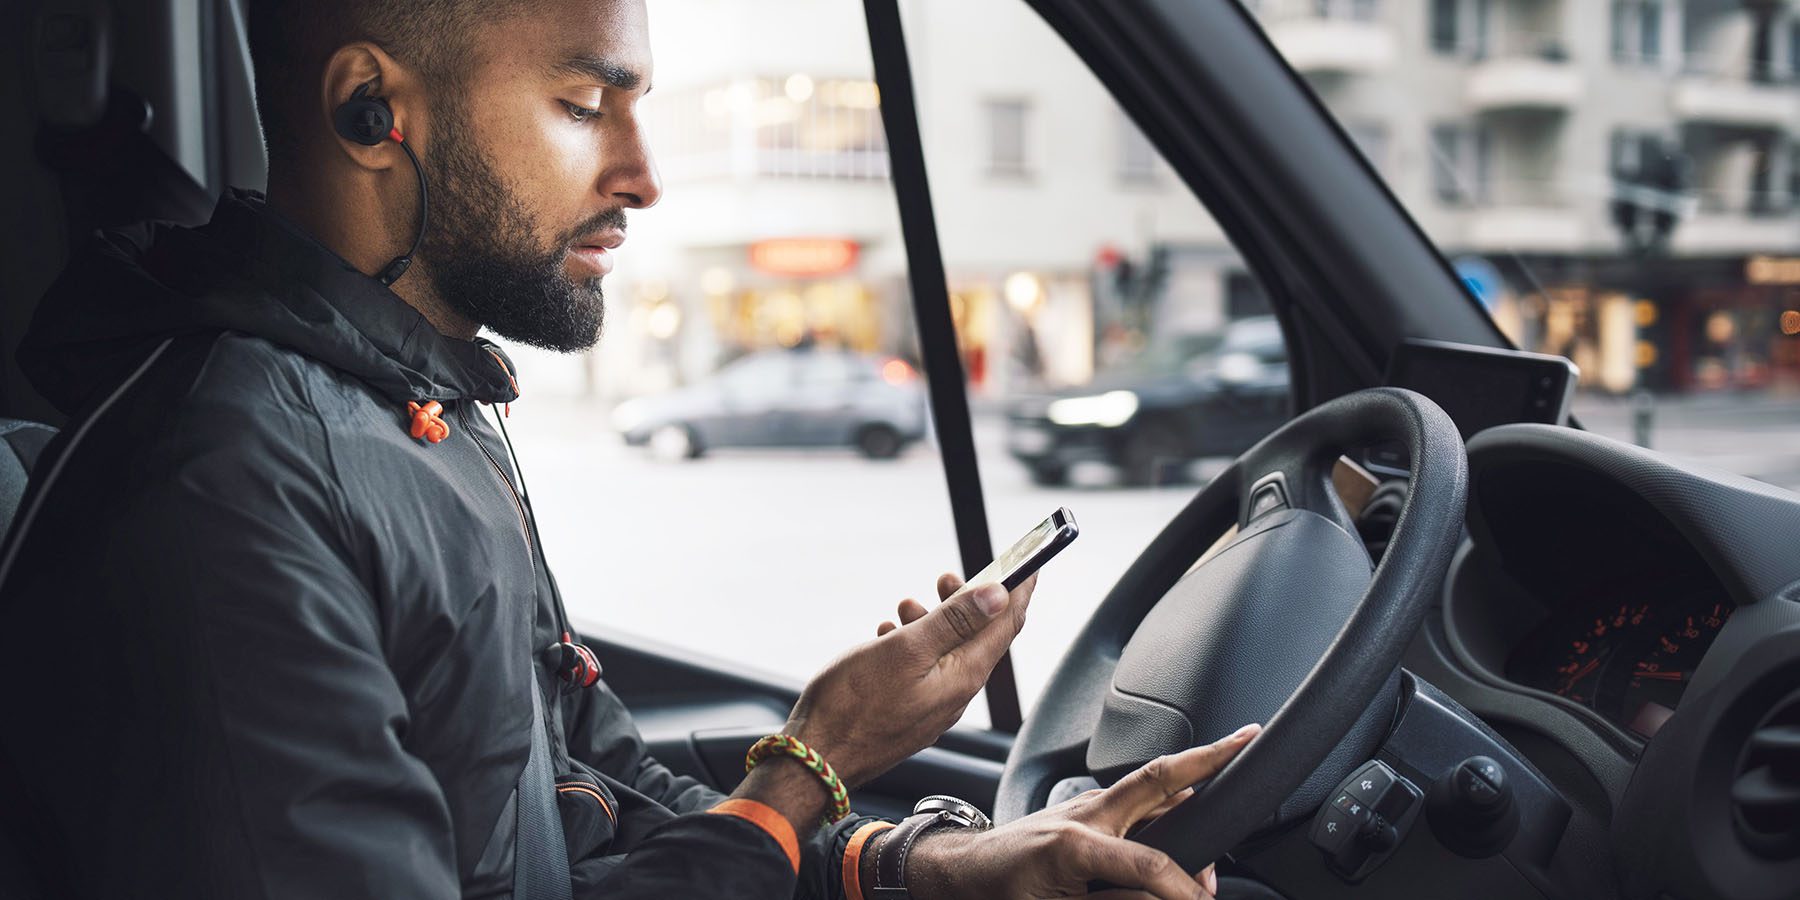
[{"xmin": 332, "ymin": 83, "xmax": 430, "ymax": 286}]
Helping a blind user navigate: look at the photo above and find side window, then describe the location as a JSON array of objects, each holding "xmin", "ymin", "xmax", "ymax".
[
  {"xmin": 912, "ymin": 0, "xmax": 1294, "ymax": 708},
  {"xmin": 492, "ymin": 4, "xmax": 969, "ymax": 715},
  {"xmin": 718, "ymin": 353, "xmax": 796, "ymax": 398}
]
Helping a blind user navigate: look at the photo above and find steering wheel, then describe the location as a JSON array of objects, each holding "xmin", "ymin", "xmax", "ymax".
[{"xmin": 994, "ymin": 387, "xmax": 1468, "ymax": 875}]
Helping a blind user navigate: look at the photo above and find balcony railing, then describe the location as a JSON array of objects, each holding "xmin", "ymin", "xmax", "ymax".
[
  {"xmin": 1463, "ymin": 32, "xmax": 1580, "ymax": 111},
  {"xmin": 1671, "ymin": 56, "xmax": 1800, "ymax": 130},
  {"xmin": 1261, "ymin": 2, "xmax": 1394, "ymax": 75}
]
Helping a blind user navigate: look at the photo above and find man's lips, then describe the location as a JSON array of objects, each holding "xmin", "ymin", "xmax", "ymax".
[
  {"xmin": 574, "ymin": 230, "xmax": 626, "ymax": 252},
  {"xmin": 568, "ymin": 230, "xmax": 625, "ymax": 276}
]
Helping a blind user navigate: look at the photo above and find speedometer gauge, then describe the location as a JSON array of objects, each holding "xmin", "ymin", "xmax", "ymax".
[
  {"xmin": 1506, "ymin": 599, "xmax": 1734, "ymax": 739},
  {"xmin": 1609, "ymin": 603, "xmax": 1732, "ymax": 738},
  {"xmin": 1550, "ymin": 602, "xmax": 1652, "ymax": 705}
]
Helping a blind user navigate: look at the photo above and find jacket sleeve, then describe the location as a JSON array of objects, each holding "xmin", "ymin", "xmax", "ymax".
[
  {"xmin": 561, "ymin": 681, "xmax": 726, "ymax": 815},
  {"xmin": 559, "ymin": 680, "xmax": 894, "ymax": 900}
]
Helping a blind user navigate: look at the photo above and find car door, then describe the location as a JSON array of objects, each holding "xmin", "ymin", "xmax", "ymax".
[
  {"xmin": 783, "ymin": 351, "xmax": 862, "ymax": 447},
  {"xmin": 708, "ymin": 352, "xmax": 799, "ymax": 447}
]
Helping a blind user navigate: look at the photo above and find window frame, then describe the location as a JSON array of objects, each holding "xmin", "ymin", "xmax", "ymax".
[{"xmin": 982, "ymin": 97, "xmax": 1034, "ymax": 177}]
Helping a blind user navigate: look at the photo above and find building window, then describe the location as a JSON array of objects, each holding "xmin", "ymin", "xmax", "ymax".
[
  {"xmin": 1790, "ymin": 21, "xmax": 1800, "ymax": 81},
  {"xmin": 1750, "ymin": 141, "xmax": 1779, "ymax": 216},
  {"xmin": 985, "ymin": 99, "xmax": 1030, "ymax": 177},
  {"xmin": 1430, "ymin": 0, "xmax": 1459, "ymax": 54},
  {"xmin": 1430, "ymin": 0, "xmax": 1486, "ymax": 56},
  {"xmin": 1117, "ymin": 112, "xmax": 1158, "ymax": 183},
  {"xmin": 1307, "ymin": 0, "xmax": 1380, "ymax": 18},
  {"xmin": 1610, "ymin": 1, "xmax": 1629, "ymax": 61},
  {"xmin": 1431, "ymin": 123, "xmax": 1490, "ymax": 206},
  {"xmin": 1610, "ymin": 128, "xmax": 1663, "ymax": 177},
  {"xmin": 1788, "ymin": 145, "xmax": 1800, "ymax": 211},
  {"xmin": 1611, "ymin": 2, "xmax": 1663, "ymax": 66}
]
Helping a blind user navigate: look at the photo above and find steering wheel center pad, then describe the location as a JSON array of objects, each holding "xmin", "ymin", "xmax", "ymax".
[{"xmin": 1089, "ymin": 506, "xmax": 1397, "ymax": 825}]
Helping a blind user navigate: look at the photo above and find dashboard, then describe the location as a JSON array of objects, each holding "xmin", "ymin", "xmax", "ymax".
[
  {"xmin": 1417, "ymin": 423, "xmax": 1800, "ymax": 900},
  {"xmin": 1435, "ymin": 443, "xmax": 1754, "ymax": 751}
]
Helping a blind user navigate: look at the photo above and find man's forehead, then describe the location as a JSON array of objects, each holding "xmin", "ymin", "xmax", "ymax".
[{"xmin": 483, "ymin": 0, "xmax": 653, "ymax": 87}]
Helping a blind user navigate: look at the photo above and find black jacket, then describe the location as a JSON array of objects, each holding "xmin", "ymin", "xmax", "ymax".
[{"xmin": 0, "ymin": 191, "xmax": 879, "ymax": 898}]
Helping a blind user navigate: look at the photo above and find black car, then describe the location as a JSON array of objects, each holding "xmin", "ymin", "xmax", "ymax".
[{"xmin": 1007, "ymin": 316, "xmax": 1290, "ymax": 486}]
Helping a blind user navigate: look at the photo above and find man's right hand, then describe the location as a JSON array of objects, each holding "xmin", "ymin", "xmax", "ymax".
[{"xmin": 784, "ymin": 571, "xmax": 1033, "ymax": 788}]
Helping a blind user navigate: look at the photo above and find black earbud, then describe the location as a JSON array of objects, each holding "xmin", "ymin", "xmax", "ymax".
[
  {"xmin": 542, "ymin": 631, "xmax": 603, "ymax": 689},
  {"xmin": 333, "ymin": 83, "xmax": 397, "ymax": 146},
  {"xmin": 331, "ymin": 83, "xmax": 429, "ymax": 285}
]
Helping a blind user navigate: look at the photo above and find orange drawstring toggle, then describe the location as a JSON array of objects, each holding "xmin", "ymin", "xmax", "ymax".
[{"xmin": 407, "ymin": 400, "xmax": 450, "ymax": 443}]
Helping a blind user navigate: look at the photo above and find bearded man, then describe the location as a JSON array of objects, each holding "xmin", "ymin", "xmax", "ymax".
[{"xmin": 0, "ymin": 1, "xmax": 1255, "ymax": 897}]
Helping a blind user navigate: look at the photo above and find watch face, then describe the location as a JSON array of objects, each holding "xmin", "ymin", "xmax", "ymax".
[{"xmin": 913, "ymin": 795, "xmax": 992, "ymax": 830}]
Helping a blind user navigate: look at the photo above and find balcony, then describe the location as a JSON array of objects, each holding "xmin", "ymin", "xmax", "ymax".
[
  {"xmin": 1466, "ymin": 41, "xmax": 1582, "ymax": 113},
  {"xmin": 1671, "ymin": 73, "xmax": 1798, "ymax": 131},
  {"xmin": 1264, "ymin": 17, "xmax": 1396, "ymax": 75},
  {"xmin": 1456, "ymin": 181, "xmax": 1587, "ymax": 253},
  {"xmin": 1464, "ymin": 206, "xmax": 1586, "ymax": 252},
  {"xmin": 1670, "ymin": 189, "xmax": 1799, "ymax": 254}
]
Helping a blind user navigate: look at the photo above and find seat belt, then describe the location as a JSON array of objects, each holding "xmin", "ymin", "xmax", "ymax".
[{"xmin": 514, "ymin": 677, "xmax": 573, "ymax": 900}]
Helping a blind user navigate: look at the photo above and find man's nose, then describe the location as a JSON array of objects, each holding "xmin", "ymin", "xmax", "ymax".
[{"xmin": 605, "ymin": 122, "xmax": 662, "ymax": 210}]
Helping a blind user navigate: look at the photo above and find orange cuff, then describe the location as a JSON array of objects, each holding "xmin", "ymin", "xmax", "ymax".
[
  {"xmin": 842, "ymin": 820, "xmax": 895, "ymax": 900},
  {"xmin": 709, "ymin": 799, "xmax": 801, "ymax": 873}
]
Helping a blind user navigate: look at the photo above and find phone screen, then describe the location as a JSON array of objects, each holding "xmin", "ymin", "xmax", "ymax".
[{"xmin": 961, "ymin": 509, "xmax": 1075, "ymax": 593}]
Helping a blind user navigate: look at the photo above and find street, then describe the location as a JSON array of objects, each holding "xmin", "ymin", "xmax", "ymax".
[{"xmin": 502, "ymin": 392, "xmax": 1800, "ymax": 726}]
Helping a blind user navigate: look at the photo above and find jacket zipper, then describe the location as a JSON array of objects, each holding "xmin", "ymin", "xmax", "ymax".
[{"xmin": 457, "ymin": 402, "xmax": 533, "ymax": 553}]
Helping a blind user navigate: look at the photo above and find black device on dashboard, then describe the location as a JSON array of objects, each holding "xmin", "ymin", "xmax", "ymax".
[
  {"xmin": 1367, "ymin": 339, "xmax": 1578, "ymax": 475},
  {"xmin": 956, "ymin": 507, "xmax": 1079, "ymax": 595}
]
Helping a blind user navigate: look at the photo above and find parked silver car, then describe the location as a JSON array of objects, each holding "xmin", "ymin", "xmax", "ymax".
[{"xmin": 611, "ymin": 349, "xmax": 929, "ymax": 460}]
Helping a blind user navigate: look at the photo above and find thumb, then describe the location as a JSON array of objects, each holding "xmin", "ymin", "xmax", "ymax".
[{"xmin": 909, "ymin": 582, "xmax": 1010, "ymax": 655}]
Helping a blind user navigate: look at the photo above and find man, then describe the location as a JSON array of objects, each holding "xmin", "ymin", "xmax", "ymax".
[{"xmin": 0, "ymin": 1, "xmax": 1255, "ymax": 897}]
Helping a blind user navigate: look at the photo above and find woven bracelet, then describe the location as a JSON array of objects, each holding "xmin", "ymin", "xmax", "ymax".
[{"xmin": 745, "ymin": 734, "xmax": 853, "ymax": 825}]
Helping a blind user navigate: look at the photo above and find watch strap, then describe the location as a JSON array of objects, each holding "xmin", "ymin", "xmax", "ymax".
[{"xmin": 868, "ymin": 812, "xmax": 949, "ymax": 899}]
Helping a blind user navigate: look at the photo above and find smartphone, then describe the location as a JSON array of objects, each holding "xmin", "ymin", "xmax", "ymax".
[{"xmin": 956, "ymin": 507, "xmax": 1079, "ymax": 596}]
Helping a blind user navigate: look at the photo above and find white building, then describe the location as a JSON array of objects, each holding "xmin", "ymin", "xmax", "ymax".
[
  {"xmin": 1261, "ymin": 0, "xmax": 1800, "ymax": 392},
  {"xmin": 579, "ymin": 0, "xmax": 1800, "ymax": 401}
]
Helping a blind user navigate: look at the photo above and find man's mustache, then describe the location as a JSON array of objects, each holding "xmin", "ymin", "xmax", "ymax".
[{"xmin": 558, "ymin": 208, "xmax": 629, "ymax": 247}]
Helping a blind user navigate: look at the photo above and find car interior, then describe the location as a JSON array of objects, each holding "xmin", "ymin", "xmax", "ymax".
[{"xmin": 3, "ymin": 1, "xmax": 1798, "ymax": 899}]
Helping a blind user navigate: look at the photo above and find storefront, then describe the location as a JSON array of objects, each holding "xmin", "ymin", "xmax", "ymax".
[{"xmin": 1484, "ymin": 254, "xmax": 1800, "ymax": 395}]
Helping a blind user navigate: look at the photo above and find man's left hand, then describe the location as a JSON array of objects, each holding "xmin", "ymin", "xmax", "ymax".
[{"xmin": 893, "ymin": 723, "xmax": 1262, "ymax": 900}]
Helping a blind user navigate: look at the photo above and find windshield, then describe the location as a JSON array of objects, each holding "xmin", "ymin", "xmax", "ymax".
[{"xmin": 1256, "ymin": 0, "xmax": 1800, "ymax": 491}]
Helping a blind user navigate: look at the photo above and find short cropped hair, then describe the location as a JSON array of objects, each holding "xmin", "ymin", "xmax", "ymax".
[{"xmin": 244, "ymin": 0, "xmax": 517, "ymax": 166}]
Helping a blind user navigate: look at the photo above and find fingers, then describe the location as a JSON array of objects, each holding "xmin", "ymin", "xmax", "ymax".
[
  {"xmin": 1092, "ymin": 724, "xmax": 1261, "ymax": 829},
  {"xmin": 1073, "ymin": 833, "xmax": 1207, "ymax": 900},
  {"xmin": 877, "ymin": 598, "xmax": 931, "ymax": 637},
  {"xmin": 1008, "ymin": 573, "xmax": 1038, "ymax": 632},
  {"xmin": 1199, "ymin": 865, "xmax": 1217, "ymax": 897},
  {"xmin": 898, "ymin": 598, "xmax": 929, "ymax": 625},
  {"xmin": 936, "ymin": 572, "xmax": 964, "ymax": 602},
  {"xmin": 907, "ymin": 581, "xmax": 1011, "ymax": 657}
]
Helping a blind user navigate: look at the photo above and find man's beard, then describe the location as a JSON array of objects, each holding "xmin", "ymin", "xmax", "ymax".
[{"xmin": 418, "ymin": 102, "xmax": 620, "ymax": 353}]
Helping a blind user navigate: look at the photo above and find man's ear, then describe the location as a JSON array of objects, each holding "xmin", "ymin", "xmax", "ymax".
[{"xmin": 319, "ymin": 42, "xmax": 420, "ymax": 170}]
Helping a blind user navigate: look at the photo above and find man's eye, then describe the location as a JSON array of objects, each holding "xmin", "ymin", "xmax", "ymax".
[{"xmin": 560, "ymin": 100, "xmax": 602, "ymax": 123}]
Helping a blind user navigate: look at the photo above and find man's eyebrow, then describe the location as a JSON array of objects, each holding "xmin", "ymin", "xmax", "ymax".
[{"xmin": 554, "ymin": 55, "xmax": 649, "ymax": 93}]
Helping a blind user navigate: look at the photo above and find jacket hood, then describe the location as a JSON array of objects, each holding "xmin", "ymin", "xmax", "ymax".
[{"xmin": 20, "ymin": 189, "xmax": 521, "ymax": 415}]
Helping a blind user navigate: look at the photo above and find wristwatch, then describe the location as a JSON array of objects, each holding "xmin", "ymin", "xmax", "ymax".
[{"xmin": 868, "ymin": 795, "xmax": 992, "ymax": 899}]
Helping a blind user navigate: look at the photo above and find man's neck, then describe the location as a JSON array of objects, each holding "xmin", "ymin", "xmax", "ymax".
[{"xmin": 266, "ymin": 179, "xmax": 481, "ymax": 342}]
